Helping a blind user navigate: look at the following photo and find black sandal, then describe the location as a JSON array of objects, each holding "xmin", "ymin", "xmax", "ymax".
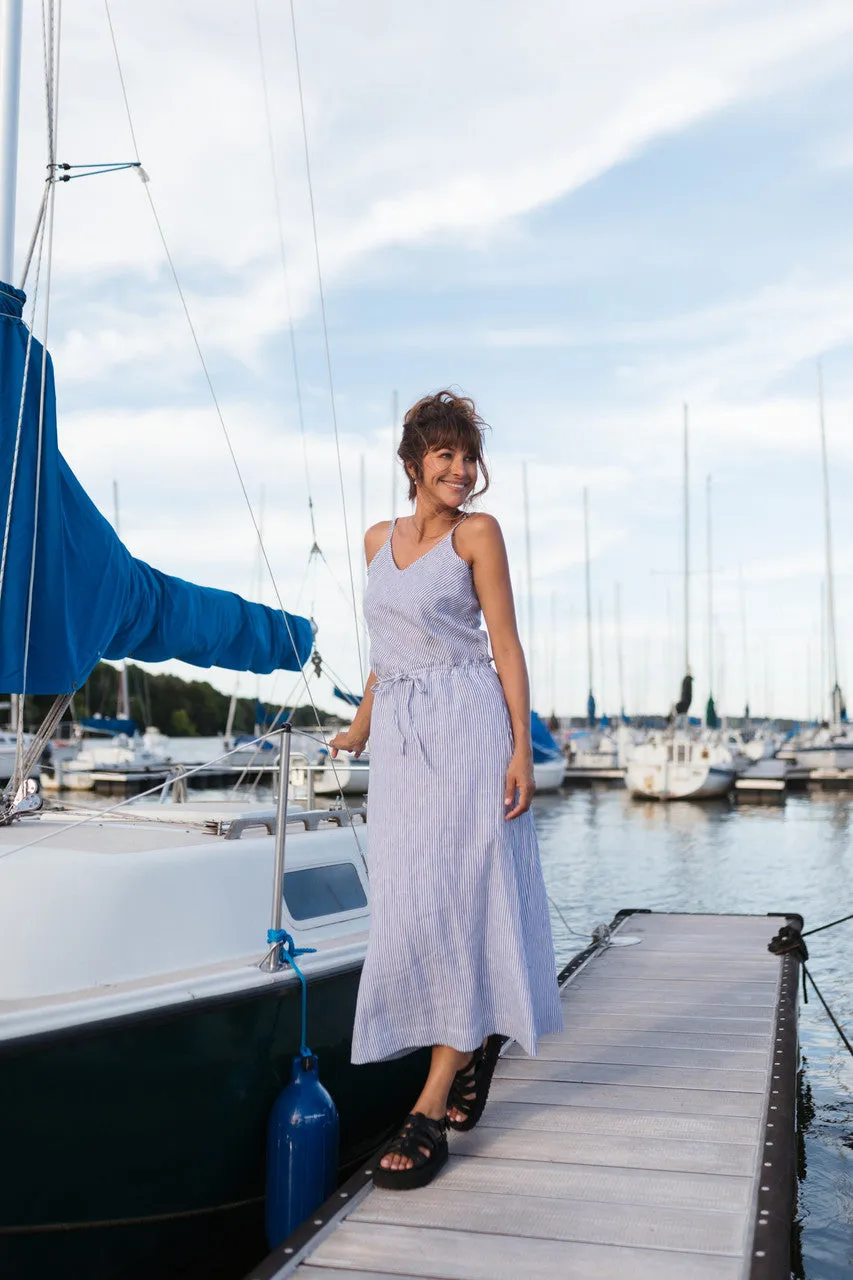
[
  {"xmin": 372, "ymin": 1112, "xmax": 448, "ymax": 1191},
  {"xmin": 446, "ymin": 1034, "xmax": 506, "ymax": 1132}
]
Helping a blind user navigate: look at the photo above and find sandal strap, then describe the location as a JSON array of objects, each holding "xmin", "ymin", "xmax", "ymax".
[
  {"xmin": 447, "ymin": 1046, "xmax": 485, "ymax": 1116},
  {"xmin": 383, "ymin": 1112, "xmax": 446, "ymax": 1167}
]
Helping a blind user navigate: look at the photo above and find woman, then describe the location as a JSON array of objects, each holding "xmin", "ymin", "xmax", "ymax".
[{"xmin": 329, "ymin": 390, "xmax": 562, "ymax": 1190}]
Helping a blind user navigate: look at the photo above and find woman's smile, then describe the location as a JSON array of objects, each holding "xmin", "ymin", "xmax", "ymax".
[{"xmin": 424, "ymin": 449, "xmax": 477, "ymax": 504}]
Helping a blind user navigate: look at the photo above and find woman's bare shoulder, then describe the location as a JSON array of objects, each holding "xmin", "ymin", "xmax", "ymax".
[
  {"xmin": 454, "ymin": 512, "xmax": 504, "ymax": 563},
  {"xmin": 365, "ymin": 520, "xmax": 392, "ymax": 564}
]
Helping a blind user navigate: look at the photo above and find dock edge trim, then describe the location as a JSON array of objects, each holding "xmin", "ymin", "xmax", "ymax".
[{"xmin": 748, "ymin": 912, "xmax": 802, "ymax": 1280}]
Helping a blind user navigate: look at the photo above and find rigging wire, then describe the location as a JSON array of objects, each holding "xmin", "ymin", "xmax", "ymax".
[
  {"xmin": 802, "ymin": 965, "xmax": 853, "ymax": 1059},
  {"xmin": 802, "ymin": 910, "xmax": 853, "ymax": 939},
  {"xmin": 102, "ymin": 1, "xmax": 364, "ymax": 850},
  {"xmin": 251, "ymin": 0, "xmax": 317, "ymax": 551},
  {"xmin": 286, "ymin": 0, "xmax": 364, "ymax": 681},
  {"xmin": 17, "ymin": 0, "xmax": 63, "ymax": 796}
]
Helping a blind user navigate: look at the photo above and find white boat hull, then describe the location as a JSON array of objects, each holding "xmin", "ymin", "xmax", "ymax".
[
  {"xmin": 533, "ymin": 757, "xmax": 567, "ymax": 791},
  {"xmin": 289, "ymin": 756, "xmax": 371, "ymax": 796},
  {"xmin": 627, "ymin": 759, "xmax": 734, "ymax": 800},
  {"xmin": 794, "ymin": 745, "xmax": 853, "ymax": 771},
  {"xmin": 314, "ymin": 759, "xmax": 370, "ymax": 795}
]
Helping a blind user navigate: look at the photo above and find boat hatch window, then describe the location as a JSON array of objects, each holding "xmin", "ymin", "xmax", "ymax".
[
  {"xmin": 284, "ymin": 862, "xmax": 367, "ymax": 921},
  {"xmin": 667, "ymin": 745, "xmax": 674, "ymax": 762},
  {"xmin": 676, "ymin": 745, "xmax": 687, "ymax": 764}
]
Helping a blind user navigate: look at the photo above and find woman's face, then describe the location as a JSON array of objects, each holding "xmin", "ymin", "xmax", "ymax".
[{"xmin": 418, "ymin": 445, "xmax": 478, "ymax": 508}]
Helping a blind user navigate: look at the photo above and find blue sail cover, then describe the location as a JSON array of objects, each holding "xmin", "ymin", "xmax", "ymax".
[
  {"xmin": 530, "ymin": 711, "xmax": 562, "ymax": 764},
  {"xmin": 0, "ymin": 283, "xmax": 314, "ymax": 694}
]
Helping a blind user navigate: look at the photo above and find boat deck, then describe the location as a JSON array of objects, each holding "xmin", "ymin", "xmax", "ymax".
[{"xmin": 249, "ymin": 910, "xmax": 801, "ymax": 1280}]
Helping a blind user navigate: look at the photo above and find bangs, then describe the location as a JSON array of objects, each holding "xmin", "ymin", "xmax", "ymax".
[{"xmin": 421, "ymin": 420, "xmax": 485, "ymax": 463}]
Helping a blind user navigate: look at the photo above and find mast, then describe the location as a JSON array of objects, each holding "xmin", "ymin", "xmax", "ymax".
[
  {"xmin": 706, "ymin": 474, "xmax": 713, "ymax": 696},
  {"xmin": 390, "ymin": 389, "xmax": 398, "ymax": 518},
  {"xmin": 683, "ymin": 404, "xmax": 690, "ymax": 675},
  {"xmin": 522, "ymin": 461, "xmax": 534, "ymax": 706},
  {"xmin": 739, "ymin": 564, "xmax": 750, "ymax": 722},
  {"xmin": 113, "ymin": 481, "xmax": 131, "ymax": 723},
  {"xmin": 818, "ymin": 361, "xmax": 841, "ymax": 726},
  {"xmin": 615, "ymin": 581, "xmax": 625, "ymax": 720},
  {"xmin": 550, "ymin": 590, "xmax": 557, "ymax": 718},
  {"xmin": 583, "ymin": 487, "xmax": 594, "ymax": 724},
  {"xmin": 1, "ymin": 0, "xmax": 22, "ymax": 731},
  {"xmin": 598, "ymin": 596, "xmax": 606, "ymax": 719},
  {"xmin": 360, "ymin": 452, "xmax": 368, "ymax": 683},
  {"xmin": 0, "ymin": 0, "xmax": 22, "ymax": 281}
]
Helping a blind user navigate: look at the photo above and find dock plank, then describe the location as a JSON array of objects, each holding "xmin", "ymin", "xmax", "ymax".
[
  {"xmin": 476, "ymin": 1099, "xmax": 760, "ymax": 1143},
  {"xmin": 495, "ymin": 1057, "xmax": 766, "ymax": 1092},
  {"xmin": 450, "ymin": 1124, "xmax": 757, "ymax": 1175},
  {"xmin": 488, "ymin": 1077, "xmax": 765, "ymax": 1117},
  {"xmin": 501, "ymin": 1042, "xmax": 766, "ymax": 1069},
  {"xmin": 351, "ymin": 1187, "xmax": 746, "ymax": 1255},
  {"xmin": 430, "ymin": 1155, "xmax": 753, "ymax": 1211},
  {"xmin": 303, "ymin": 1223, "xmax": 743, "ymax": 1279}
]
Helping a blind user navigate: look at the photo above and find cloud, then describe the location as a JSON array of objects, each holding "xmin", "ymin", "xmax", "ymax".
[{"xmin": 16, "ymin": 1, "xmax": 853, "ymax": 300}]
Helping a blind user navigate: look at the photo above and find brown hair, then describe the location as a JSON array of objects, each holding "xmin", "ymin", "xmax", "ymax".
[{"xmin": 398, "ymin": 390, "xmax": 490, "ymax": 503}]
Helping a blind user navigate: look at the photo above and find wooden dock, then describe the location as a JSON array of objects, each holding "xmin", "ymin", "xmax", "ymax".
[{"xmin": 249, "ymin": 910, "xmax": 801, "ymax": 1280}]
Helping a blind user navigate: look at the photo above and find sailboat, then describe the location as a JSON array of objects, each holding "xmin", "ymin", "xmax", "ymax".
[
  {"xmin": 0, "ymin": 11, "xmax": 424, "ymax": 1280},
  {"xmin": 625, "ymin": 408, "xmax": 735, "ymax": 801}
]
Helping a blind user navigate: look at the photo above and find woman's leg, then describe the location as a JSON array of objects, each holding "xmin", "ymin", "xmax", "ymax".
[{"xmin": 380, "ymin": 1044, "xmax": 472, "ymax": 1171}]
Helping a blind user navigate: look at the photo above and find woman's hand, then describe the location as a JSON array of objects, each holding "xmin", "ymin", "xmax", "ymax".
[
  {"xmin": 504, "ymin": 749, "xmax": 535, "ymax": 819},
  {"xmin": 328, "ymin": 725, "xmax": 369, "ymax": 759}
]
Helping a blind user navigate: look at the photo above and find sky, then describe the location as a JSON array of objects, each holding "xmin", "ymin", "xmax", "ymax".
[{"xmin": 11, "ymin": 0, "xmax": 853, "ymax": 724}]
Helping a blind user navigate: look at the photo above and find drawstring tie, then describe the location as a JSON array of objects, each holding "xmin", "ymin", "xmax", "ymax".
[{"xmin": 373, "ymin": 672, "xmax": 429, "ymax": 763}]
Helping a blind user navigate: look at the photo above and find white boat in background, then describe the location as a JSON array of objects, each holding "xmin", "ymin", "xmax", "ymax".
[
  {"xmin": 533, "ymin": 755, "xmax": 567, "ymax": 791},
  {"xmin": 741, "ymin": 728, "xmax": 780, "ymax": 762},
  {"xmin": 0, "ymin": 729, "xmax": 39, "ymax": 784},
  {"xmin": 568, "ymin": 729, "xmax": 619, "ymax": 771},
  {"xmin": 626, "ymin": 731, "xmax": 735, "ymax": 800},
  {"xmin": 793, "ymin": 728, "xmax": 853, "ymax": 772},
  {"xmin": 40, "ymin": 733, "xmax": 173, "ymax": 791},
  {"xmin": 289, "ymin": 749, "xmax": 371, "ymax": 798}
]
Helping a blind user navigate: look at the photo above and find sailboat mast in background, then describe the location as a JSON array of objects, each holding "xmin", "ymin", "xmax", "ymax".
[
  {"xmin": 112, "ymin": 481, "xmax": 131, "ymax": 722},
  {"xmin": 583, "ymin": 487, "xmax": 594, "ymax": 725},
  {"xmin": 683, "ymin": 404, "xmax": 690, "ymax": 677},
  {"xmin": 359, "ymin": 453, "xmax": 368, "ymax": 683},
  {"xmin": 522, "ymin": 461, "xmax": 534, "ymax": 707},
  {"xmin": 817, "ymin": 360, "xmax": 842, "ymax": 727},
  {"xmin": 615, "ymin": 582, "xmax": 625, "ymax": 721},
  {"xmin": 390, "ymin": 389, "xmax": 398, "ymax": 520},
  {"xmin": 706, "ymin": 473, "xmax": 715, "ymax": 727}
]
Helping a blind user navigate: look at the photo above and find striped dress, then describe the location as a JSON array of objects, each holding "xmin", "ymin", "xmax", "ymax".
[{"xmin": 351, "ymin": 517, "xmax": 563, "ymax": 1064}]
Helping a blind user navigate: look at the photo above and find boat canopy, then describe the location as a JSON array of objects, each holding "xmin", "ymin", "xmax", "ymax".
[
  {"xmin": 0, "ymin": 282, "xmax": 313, "ymax": 694},
  {"xmin": 79, "ymin": 716, "xmax": 138, "ymax": 737}
]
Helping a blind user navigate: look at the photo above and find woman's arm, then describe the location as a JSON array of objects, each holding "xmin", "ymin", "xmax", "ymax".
[
  {"xmin": 328, "ymin": 671, "xmax": 375, "ymax": 757},
  {"xmin": 328, "ymin": 523, "xmax": 388, "ymax": 757},
  {"xmin": 458, "ymin": 514, "xmax": 534, "ymax": 819}
]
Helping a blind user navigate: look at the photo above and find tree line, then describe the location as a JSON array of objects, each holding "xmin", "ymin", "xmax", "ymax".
[{"xmin": 8, "ymin": 662, "xmax": 340, "ymax": 737}]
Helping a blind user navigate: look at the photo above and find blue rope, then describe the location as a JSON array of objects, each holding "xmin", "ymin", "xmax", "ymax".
[{"xmin": 267, "ymin": 929, "xmax": 317, "ymax": 1055}]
